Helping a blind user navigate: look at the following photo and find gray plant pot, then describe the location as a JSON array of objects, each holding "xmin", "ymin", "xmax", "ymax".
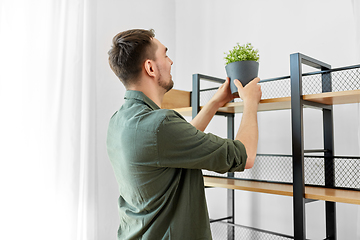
[{"xmin": 225, "ymin": 60, "xmax": 259, "ymax": 95}]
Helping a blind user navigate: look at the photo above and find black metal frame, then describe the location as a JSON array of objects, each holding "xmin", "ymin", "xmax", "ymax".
[
  {"xmin": 192, "ymin": 57, "xmax": 360, "ymax": 240},
  {"xmin": 290, "ymin": 53, "xmax": 335, "ymax": 240}
]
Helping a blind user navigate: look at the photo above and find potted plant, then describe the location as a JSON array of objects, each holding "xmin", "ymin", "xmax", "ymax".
[{"xmin": 224, "ymin": 43, "xmax": 260, "ymax": 95}]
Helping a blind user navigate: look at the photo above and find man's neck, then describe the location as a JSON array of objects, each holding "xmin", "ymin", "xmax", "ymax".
[{"xmin": 127, "ymin": 83, "xmax": 165, "ymax": 108}]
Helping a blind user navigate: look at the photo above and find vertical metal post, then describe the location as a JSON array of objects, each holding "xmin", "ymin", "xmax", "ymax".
[
  {"xmin": 291, "ymin": 53, "xmax": 333, "ymax": 240},
  {"xmin": 322, "ymin": 69, "xmax": 337, "ymax": 240},
  {"xmin": 227, "ymin": 115, "xmax": 235, "ymax": 240},
  {"xmin": 290, "ymin": 53, "xmax": 306, "ymax": 240},
  {"xmin": 192, "ymin": 74, "xmax": 200, "ymax": 119}
]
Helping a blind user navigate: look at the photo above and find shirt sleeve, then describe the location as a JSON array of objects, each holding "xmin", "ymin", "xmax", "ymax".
[{"xmin": 156, "ymin": 110, "xmax": 247, "ymax": 173}]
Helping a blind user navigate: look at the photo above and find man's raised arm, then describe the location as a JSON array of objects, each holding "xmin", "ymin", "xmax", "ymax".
[
  {"xmin": 234, "ymin": 78, "xmax": 262, "ymax": 169},
  {"xmin": 190, "ymin": 77, "xmax": 234, "ymax": 132},
  {"xmin": 190, "ymin": 77, "xmax": 262, "ymax": 169}
]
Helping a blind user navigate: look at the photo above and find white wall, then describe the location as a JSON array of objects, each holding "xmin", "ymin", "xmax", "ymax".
[{"xmin": 95, "ymin": 0, "xmax": 360, "ymax": 239}]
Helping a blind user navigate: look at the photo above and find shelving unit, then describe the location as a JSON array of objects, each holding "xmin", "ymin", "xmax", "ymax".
[{"xmin": 162, "ymin": 53, "xmax": 360, "ymax": 240}]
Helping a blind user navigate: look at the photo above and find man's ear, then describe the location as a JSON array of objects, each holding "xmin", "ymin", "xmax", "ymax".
[{"xmin": 144, "ymin": 59, "xmax": 157, "ymax": 78}]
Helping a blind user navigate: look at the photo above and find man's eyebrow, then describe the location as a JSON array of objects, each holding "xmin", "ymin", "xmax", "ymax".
[{"xmin": 165, "ymin": 47, "xmax": 168, "ymax": 53}]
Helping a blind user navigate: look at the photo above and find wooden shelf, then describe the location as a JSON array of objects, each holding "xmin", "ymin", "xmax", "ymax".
[
  {"xmin": 218, "ymin": 96, "xmax": 291, "ymax": 113},
  {"xmin": 162, "ymin": 89, "xmax": 191, "ymax": 110},
  {"xmin": 303, "ymin": 89, "xmax": 360, "ymax": 105},
  {"xmin": 204, "ymin": 176, "xmax": 360, "ymax": 205},
  {"xmin": 166, "ymin": 89, "xmax": 360, "ymax": 116},
  {"xmin": 204, "ymin": 176, "xmax": 293, "ymax": 197},
  {"xmin": 169, "ymin": 97, "xmax": 292, "ymax": 116}
]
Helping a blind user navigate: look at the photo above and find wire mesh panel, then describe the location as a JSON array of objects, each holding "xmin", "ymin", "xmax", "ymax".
[
  {"xmin": 210, "ymin": 221, "xmax": 293, "ymax": 240},
  {"xmin": 332, "ymin": 67, "xmax": 360, "ymax": 91},
  {"xmin": 234, "ymin": 155, "xmax": 293, "ymax": 183},
  {"xmin": 200, "ymin": 88, "xmax": 219, "ymax": 106},
  {"xmin": 303, "ymin": 156, "xmax": 360, "ymax": 189},
  {"xmin": 203, "ymin": 155, "xmax": 288, "ymax": 183},
  {"xmin": 259, "ymin": 78, "xmax": 291, "ymax": 99},
  {"xmin": 304, "ymin": 157, "xmax": 326, "ymax": 186},
  {"xmin": 203, "ymin": 154, "xmax": 293, "ymax": 183},
  {"xmin": 203, "ymin": 155, "xmax": 360, "ymax": 190},
  {"xmin": 302, "ymin": 74, "xmax": 323, "ymax": 95},
  {"xmin": 302, "ymin": 65, "xmax": 360, "ymax": 94},
  {"xmin": 334, "ymin": 157, "xmax": 360, "ymax": 189}
]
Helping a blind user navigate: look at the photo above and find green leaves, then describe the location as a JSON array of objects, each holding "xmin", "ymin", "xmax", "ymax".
[{"xmin": 224, "ymin": 43, "xmax": 259, "ymax": 65}]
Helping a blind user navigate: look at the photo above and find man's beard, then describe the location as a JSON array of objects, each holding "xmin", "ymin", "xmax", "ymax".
[{"xmin": 158, "ymin": 74, "xmax": 174, "ymax": 93}]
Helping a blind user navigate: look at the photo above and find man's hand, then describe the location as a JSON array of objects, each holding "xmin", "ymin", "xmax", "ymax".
[
  {"xmin": 190, "ymin": 77, "xmax": 235, "ymax": 131},
  {"xmin": 234, "ymin": 77, "xmax": 262, "ymax": 105},
  {"xmin": 209, "ymin": 77, "xmax": 236, "ymax": 108}
]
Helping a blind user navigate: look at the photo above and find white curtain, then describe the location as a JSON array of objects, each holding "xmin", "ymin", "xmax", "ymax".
[{"xmin": 0, "ymin": 1, "xmax": 97, "ymax": 239}]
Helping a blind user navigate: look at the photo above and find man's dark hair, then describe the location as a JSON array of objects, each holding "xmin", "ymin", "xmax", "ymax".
[{"xmin": 108, "ymin": 29, "xmax": 156, "ymax": 87}]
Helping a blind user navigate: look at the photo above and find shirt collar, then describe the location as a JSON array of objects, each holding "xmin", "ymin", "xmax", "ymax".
[{"xmin": 124, "ymin": 90, "xmax": 160, "ymax": 110}]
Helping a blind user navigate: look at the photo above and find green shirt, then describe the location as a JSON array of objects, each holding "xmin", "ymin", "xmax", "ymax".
[{"xmin": 107, "ymin": 90, "xmax": 247, "ymax": 240}]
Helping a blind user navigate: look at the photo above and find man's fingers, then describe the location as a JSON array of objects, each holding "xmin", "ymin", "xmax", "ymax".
[
  {"xmin": 233, "ymin": 77, "xmax": 260, "ymax": 88},
  {"xmin": 233, "ymin": 79, "xmax": 243, "ymax": 89},
  {"xmin": 224, "ymin": 77, "xmax": 230, "ymax": 86},
  {"xmin": 253, "ymin": 77, "xmax": 260, "ymax": 84}
]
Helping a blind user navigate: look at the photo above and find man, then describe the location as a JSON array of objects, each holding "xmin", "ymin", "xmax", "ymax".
[{"xmin": 107, "ymin": 29, "xmax": 262, "ymax": 239}]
